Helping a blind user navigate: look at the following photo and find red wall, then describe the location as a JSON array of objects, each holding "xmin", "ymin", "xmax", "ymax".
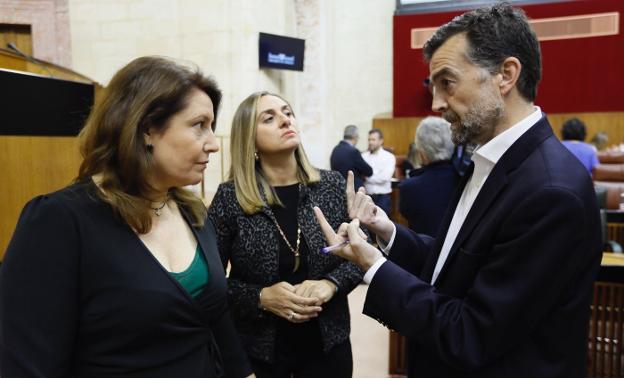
[{"xmin": 393, "ymin": 0, "xmax": 624, "ymax": 117}]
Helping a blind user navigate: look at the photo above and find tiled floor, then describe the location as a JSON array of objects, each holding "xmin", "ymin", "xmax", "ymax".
[{"xmin": 348, "ymin": 284, "xmax": 390, "ymax": 378}]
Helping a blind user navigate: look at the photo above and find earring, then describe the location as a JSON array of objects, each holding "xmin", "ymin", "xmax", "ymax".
[
  {"xmin": 254, "ymin": 151, "xmax": 259, "ymax": 160},
  {"xmin": 146, "ymin": 144, "xmax": 154, "ymax": 153}
]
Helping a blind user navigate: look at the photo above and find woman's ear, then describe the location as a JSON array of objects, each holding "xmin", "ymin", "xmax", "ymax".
[
  {"xmin": 143, "ymin": 126, "xmax": 153, "ymax": 146},
  {"xmin": 498, "ymin": 56, "xmax": 522, "ymax": 96}
]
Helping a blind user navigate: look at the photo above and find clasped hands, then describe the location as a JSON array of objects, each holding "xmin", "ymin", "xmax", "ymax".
[
  {"xmin": 314, "ymin": 171, "xmax": 395, "ymax": 271},
  {"xmin": 259, "ymin": 279, "xmax": 336, "ymax": 323},
  {"xmin": 261, "ymin": 171, "xmax": 394, "ymax": 323}
]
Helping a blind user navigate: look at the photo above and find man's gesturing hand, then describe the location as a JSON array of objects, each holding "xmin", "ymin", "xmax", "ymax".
[
  {"xmin": 314, "ymin": 206, "xmax": 383, "ymax": 271},
  {"xmin": 346, "ymin": 171, "xmax": 394, "ymax": 241}
]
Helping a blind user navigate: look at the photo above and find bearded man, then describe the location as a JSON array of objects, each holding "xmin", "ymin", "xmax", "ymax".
[{"xmin": 316, "ymin": 3, "xmax": 601, "ymax": 377}]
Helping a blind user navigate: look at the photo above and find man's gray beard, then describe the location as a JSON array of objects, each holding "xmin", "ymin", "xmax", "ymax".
[
  {"xmin": 446, "ymin": 100, "xmax": 504, "ymax": 146},
  {"xmin": 450, "ymin": 112, "xmax": 487, "ymax": 145}
]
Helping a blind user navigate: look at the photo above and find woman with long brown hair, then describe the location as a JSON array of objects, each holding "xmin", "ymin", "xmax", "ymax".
[
  {"xmin": 208, "ymin": 91, "xmax": 363, "ymax": 377},
  {"xmin": 1, "ymin": 56, "xmax": 253, "ymax": 377}
]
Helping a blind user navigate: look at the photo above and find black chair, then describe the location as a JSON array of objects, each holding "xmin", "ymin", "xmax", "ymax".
[{"xmin": 595, "ymin": 186, "xmax": 622, "ymax": 253}]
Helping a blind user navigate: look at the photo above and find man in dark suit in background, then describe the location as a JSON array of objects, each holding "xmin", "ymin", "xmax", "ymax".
[
  {"xmin": 316, "ymin": 4, "xmax": 602, "ymax": 377},
  {"xmin": 330, "ymin": 125, "xmax": 372, "ymax": 190}
]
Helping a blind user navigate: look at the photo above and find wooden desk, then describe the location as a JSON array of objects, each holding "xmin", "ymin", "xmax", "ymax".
[{"xmin": 602, "ymin": 252, "xmax": 624, "ymax": 266}]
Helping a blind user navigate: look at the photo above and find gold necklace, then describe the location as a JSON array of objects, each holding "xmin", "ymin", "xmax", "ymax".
[{"xmin": 272, "ymin": 218, "xmax": 301, "ymax": 272}]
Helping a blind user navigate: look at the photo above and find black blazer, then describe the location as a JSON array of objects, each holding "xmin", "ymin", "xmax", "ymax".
[
  {"xmin": 208, "ymin": 170, "xmax": 363, "ymax": 363},
  {"xmin": 0, "ymin": 181, "xmax": 251, "ymax": 378},
  {"xmin": 364, "ymin": 117, "xmax": 602, "ymax": 377},
  {"xmin": 330, "ymin": 140, "xmax": 373, "ymax": 190},
  {"xmin": 399, "ymin": 161, "xmax": 460, "ymax": 237}
]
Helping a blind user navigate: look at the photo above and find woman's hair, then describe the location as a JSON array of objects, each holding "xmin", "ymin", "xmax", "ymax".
[
  {"xmin": 415, "ymin": 116, "xmax": 454, "ymax": 163},
  {"xmin": 78, "ymin": 56, "xmax": 222, "ymax": 233},
  {"xmin": 561, "ymin": 117, "xmax": 587, "ymax": 141},
  {"xmin": 590, "ymin": 131, "xmax": 609, "ymax": 151},
  {"xmin": 228, "ymin": 91, "xmax": 319, "ymax": 214}
]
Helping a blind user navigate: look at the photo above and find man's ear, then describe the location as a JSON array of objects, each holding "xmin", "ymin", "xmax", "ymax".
[{"xmin": 498, "ymin": 57, "xmax": 522, "ymax": 96}]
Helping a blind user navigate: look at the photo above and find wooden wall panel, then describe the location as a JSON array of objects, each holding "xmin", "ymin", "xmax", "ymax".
[
  {"xmin": 375, "ymin": 112, "xmax": 624, "ymax": 157},
  {"xmin": 0, "ymin": 49, "xmax": 100, "ymax": 84},
  {"xmin": 373, "ymin": 113, "xmax": 422, "ymax": 156},
  {"xmin": 0, "ymin": 136, "xmax": 81, "ymax": 259},
  {"xmin": 547, "ymin": 112, "xmax": 624, "ymax": 147},
  {"xmin": 0, "ymin": 23, "xmax": 33, "ymax": 56}
]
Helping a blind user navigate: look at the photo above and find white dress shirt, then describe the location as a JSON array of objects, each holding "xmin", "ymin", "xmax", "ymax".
[
  {"xmin": 362, "ymin": 148, "xmax": 396, "ymax": 195},
  {"xmin": 363, "ymin": 107, "xmax": 543, "ymax": 285}
]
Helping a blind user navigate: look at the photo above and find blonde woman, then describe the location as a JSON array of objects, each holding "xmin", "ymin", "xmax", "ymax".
[{"xmin": 208, "ymin": 92, "xmax": 362, "ymax": 377}]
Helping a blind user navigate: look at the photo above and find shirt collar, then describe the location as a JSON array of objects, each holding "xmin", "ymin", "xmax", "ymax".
[{"xmin": 473, "ymin": 106, "xmax": 543, "ymax": 166}]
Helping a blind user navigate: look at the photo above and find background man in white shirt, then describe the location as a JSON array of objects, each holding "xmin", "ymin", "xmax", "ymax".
[
  {"xmin": 315, "ymin": 3, "xmax": 601, "ymax": 377},
  {"xmin": 361, "ymin": 129, "xmax": 396, "ymax": 216}
]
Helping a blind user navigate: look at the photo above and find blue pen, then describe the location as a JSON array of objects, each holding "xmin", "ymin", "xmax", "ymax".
[{"xmin": 320, "ymin": 240, "xmax": 349, "ymax": 254}]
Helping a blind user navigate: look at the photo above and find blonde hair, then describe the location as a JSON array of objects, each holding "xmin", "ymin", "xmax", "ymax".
[
  {"xmin": 78, "ymin": 56, "xmax": 222, "ymax": 233},
  {"xmin": 228, "ymin": 91, "xmax": 320, "ymax": 214}
]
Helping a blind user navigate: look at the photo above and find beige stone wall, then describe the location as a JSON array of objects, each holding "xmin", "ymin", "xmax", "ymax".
[
  {"xmin": 67, "ymin": 0, "xmax": 393, "ymax": 193},
  {"xmin": 328, "ymin": 0, "xmax": 394, "ymax": 153},
  {"xmin": 69, "ymin": 0, "xmax": 297, "ymax": 121},
  {"xmin": 68, "ymin": 0, "xmax": 300, "ymax": 194},
  {"xmin": 298, "ymin": 0, "xmax": 394, "ymax": 166},
  {"xmin": 0, "ymin": 0, "xmax": 71, "ymax": 66}
]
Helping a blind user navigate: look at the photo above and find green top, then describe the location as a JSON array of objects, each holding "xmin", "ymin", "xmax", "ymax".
[{"xmin": 169, "ymin": 244, "xmax": 209, "ymax": 298}]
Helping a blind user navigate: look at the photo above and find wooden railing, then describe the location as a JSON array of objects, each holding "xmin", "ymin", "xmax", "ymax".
[{"xmin": 588, "ymin": 280, "xmax": 624, "ymax": 377}]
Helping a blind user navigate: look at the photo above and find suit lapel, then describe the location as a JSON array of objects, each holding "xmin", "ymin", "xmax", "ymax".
[
  {"xmin": 434, "ymin": 166, "xmax": 509, "ymax": 285},
  {"xmin": 421, "ymin": 163, "xmax": 474, "ymax": 282},
  {"xmin": 431, "ymin": 116, "xmax": 554, "ymax": 285}
]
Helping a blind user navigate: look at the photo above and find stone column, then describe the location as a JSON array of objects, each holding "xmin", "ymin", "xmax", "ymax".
[{"xmin": 294, "ymin": 0, "xmax": 329, "ymax": 168}]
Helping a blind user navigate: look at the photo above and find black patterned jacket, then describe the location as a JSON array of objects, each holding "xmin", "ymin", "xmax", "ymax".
[{"xmin": 207, "ymin": 170, "xmax": 363, "ymax": 363}]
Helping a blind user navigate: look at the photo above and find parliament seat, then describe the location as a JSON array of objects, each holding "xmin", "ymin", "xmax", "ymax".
[{"xmin": 598, "ymin": 151, "xmax": 624, "ymax": 164}]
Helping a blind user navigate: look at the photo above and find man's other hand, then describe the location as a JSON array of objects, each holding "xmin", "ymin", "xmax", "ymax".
[{"xmin": 314, "ymin": 206, "xmax": 383, "ymax": 271}]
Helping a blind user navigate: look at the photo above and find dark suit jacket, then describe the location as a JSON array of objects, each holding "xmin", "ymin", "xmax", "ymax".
[
  {"xmin": 399, "ymin": 161, "xmax": 460, "ymax": 237},
  {"xmin": 0, "ymin": 181, "xmax": 251, "ymax": 378},
  {"xmin": 208, "ymin": 170, "xmax": 363, "ymax": 363},
  {"xmin": 330, "ymin": 140, "xmax": 373, "ymax": 190},
  {"xmin": 364, "ymin": 117, "xmax": 602, "ymax": 377}
]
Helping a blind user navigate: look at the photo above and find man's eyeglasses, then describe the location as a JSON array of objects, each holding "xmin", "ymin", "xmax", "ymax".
[{"xmin": 422, "ymin": 78, "xmax": 433, "ymax": 94}]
